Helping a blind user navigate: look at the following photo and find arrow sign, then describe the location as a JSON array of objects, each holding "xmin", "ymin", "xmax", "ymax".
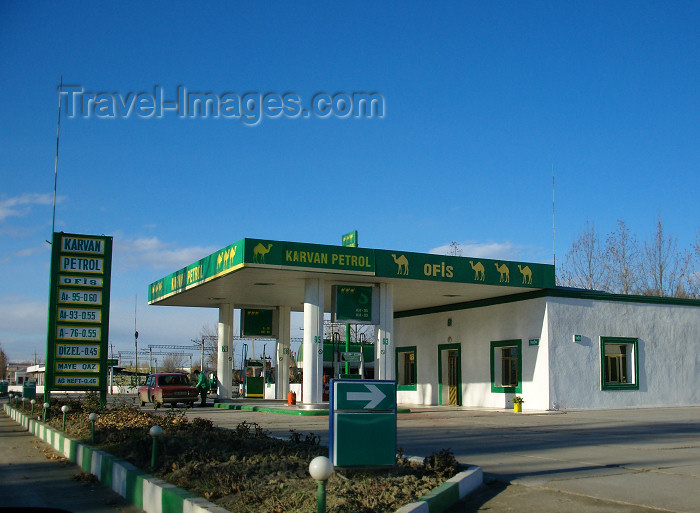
[
  {"xmin": 347, "ymin": 384, "xmax": 385, "ymax": 409},
  {"xmin": 334, "ymin": 379, "xmax": 396, "ymax": 411},
  {"xmin": 330, "ymin": 378, "xmax": 397, "ymax": 467}
]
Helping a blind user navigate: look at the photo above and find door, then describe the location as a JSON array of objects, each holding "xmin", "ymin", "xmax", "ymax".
[
  {"xmin": 448, "ymin": 350, "xmax": 459, "ymax": 405},
  {"xmin": 437, "ymin": 343, "xmax": 461, "ymax": 406}
]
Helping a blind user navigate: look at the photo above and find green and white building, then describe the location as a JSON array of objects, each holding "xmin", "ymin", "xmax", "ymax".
[{"xmin": 148, "ymin": 237, "xmax": 700, "ymax": 410}]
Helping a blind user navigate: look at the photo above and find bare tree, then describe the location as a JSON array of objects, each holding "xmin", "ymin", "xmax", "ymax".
[
  {"xmin": 558, "ymin": 220, "xmax": 609, "ymax": 290},
  {"xmin": 160, "ymin": 353, "xmax": 188, "ymax": 372},
  {"xmin": 200, "ymin": 324, "xmax": 218, "ymax": 371},
  {"xmin": 446, "ymin": 241, "xmax": 463, "ymax": 257},
  {"xmin": 687, "ymin": 228, "xmax": 700, "ymax": 297},
  {"xmin": 605, "ymin": 220, "xmax": 641, "ymax": 294},
  {"xmin": 640, "ymin": 216, "xmax": 691, "ymax": 297},
  {"xmin": 0, "ymin": 344, "xmax": 8, "ymax": 380}
]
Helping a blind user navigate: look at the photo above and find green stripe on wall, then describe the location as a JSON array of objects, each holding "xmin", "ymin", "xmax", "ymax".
[
  {"xmin": 100, "ymin": 453, "xmax": 112, "ymax": 488},
  {"xmin": 161, "ymin": 484, "xmax": 195, "ymax": 513},
  {"xmin": 126, "ymin": 472, "xmax": 144, "ymax": 508},
  {"xmin": 67, "ymin": 439, "xmax": 77, "ymax": 461},
  {"xmin": 81, "ymin": 445, "xmax": 93, "ymax": 472}
]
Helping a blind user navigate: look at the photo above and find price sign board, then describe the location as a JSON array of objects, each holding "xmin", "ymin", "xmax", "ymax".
[
  {"xmin": 332, "ymin": 285, "xmax": 377, "ymax": 324},
  {"xmin": 240, "ymin": 308, "xmax": 278, "ymax": 338},
  {"xmin": 45, "ymin": 232, "xmax": 112, "ymax": 394}
]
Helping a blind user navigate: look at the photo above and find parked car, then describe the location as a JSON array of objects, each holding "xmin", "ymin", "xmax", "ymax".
[{"xmin": 138, "ymin": 373, "xmax": 198, "ymax": 409}]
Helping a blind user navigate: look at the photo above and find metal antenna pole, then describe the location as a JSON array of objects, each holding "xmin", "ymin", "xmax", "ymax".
[
  {"xmin": 134, "ymin": 295, "xmax": 139, "ymax": 384},
  {"xmin": 552, "ymin": 165, "xmax": 556, "ymax": 272},
  {"xmin": 51, "ymin": 76, "xmax": 63, "ymax": 236}
]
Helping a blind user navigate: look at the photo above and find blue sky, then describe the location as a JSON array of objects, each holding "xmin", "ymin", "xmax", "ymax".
[{"xmin": 1, "ymin": 2, "xmax": 698, "ymax": 362}]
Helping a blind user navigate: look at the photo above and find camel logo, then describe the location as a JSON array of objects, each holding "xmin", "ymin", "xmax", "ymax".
[
  {"xmin": 216, "ymin": 246, "xmax": 237, "ymax": 269},
  {"xmin": 494, "ymin": 263, "xmax": 510, "ymax": 283},
  {"xmin": 469, "ymin": 260, "xmax": 485, "ymax": 281},
  {"xmin": 391, "ymin": 254, "xmax": 409, "ymax": 275},
  {"xmin": 253, "ymin": 243, "xmax": 273, "ymax": 263},
  {"xmin": 151, "ymin": 281, "xmax": 163, "ymax": 297},
  {"xmin": 518, "ymin": 264, "xmax": 532, "ymax": 284}
]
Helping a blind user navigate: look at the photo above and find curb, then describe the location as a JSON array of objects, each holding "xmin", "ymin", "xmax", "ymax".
[
  {"xmin": 213, "ymin": 403, "xmax": 328, "ymax": 415},
  {"xmin": 3, "ymin": 403, "xmax": 229, "ymax": 513},
  {"xmin": 4, "ymin": 403, "xmax": 482, "ymax": 513},
  {"xmin": 395, "ymin": 466, "xmax": 483, "ymax": 513},
  {"xmin": 213, "ymin": 403, "xmax": 412, "ymax": 416}
]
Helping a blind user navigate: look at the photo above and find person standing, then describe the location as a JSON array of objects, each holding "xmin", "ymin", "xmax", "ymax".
[{"xmin": 193, "ymin": 369, "xmax": 209, "ymax": 407}]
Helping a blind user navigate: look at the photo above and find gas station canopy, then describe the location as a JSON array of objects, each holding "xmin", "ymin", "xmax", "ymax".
[{"xmin": 148, "ymin": 238, "xmax": 555, "ymax": 314}]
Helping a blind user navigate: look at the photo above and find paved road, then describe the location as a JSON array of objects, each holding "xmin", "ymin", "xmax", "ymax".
[
  {"xmin": 176, "ymin": 403, "xmax": 700, "ymax": 512},
  {"xmin": 0, "ymin": 408, "xmax": 144, "ymax": 513}
]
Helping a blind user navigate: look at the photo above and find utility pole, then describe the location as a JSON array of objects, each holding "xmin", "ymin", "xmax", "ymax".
[
  {"xmin": 134, "ymin": 295, "xmax": 139, "ymax": 384},
  {"xmin": 135, "ymin": 330, "xmax": 139, "ymax": 384},
  {"xmin": 201, "ymin": 337, "xmax": 205, "ymax": 372}
]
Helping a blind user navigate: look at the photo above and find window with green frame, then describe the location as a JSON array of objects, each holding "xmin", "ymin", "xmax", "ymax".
[
  {"xmin": 490, "ymin": 340, "xmax": 522, "ymax": 393},
  {"xmin": 600, "ymin": 337, "xmax": 639, "ymax": 390},
  {"xmin": 396, "ymin": 346, "xmax": 417, "ymax": 391}
]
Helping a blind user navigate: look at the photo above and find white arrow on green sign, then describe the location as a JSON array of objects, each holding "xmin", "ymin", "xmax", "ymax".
[{"xmin": 334, "ymin": 381, "xmax": 396, "ymax": 411}]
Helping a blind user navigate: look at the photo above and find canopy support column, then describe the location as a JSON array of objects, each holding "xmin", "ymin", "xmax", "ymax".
[
  {"xmin": 276, "ymin": 305, "xmax": 291, "ymax": 399},
  {"xmin": 217, "ymin": 303, "xmax": 233, "ymax": 401},
  {"xmin": 376, "ymin": 283, "xmax": 394, "ymax": 380},
  {"xmin": 302, "ymin": 278, "xmax": 324, "ymax": 404}
]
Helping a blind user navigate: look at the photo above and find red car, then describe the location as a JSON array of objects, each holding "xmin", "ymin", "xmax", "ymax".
[{"xmin": 138, "ymin": 373, "xmax": 198, "ymax": 409}]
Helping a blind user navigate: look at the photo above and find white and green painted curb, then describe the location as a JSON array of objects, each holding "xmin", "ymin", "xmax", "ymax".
[
  {"xmin": 4, "ymin": 403, "xmax": 483, "ymax": 513},
  {"xmin": 394, "ymin": 465, "xmax": 483, "ymax": 513},
  {"xmin": 4, "ymin": 404, "xmax": 229, "ymax": 513}
]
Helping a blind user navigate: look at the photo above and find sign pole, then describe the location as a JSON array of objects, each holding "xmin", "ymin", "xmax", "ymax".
[{"xmin": 344, "ymin": 324, "xmax": 350, "ymax": 375}]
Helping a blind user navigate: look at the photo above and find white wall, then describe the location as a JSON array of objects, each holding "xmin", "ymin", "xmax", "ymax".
[
  {"xmin": 395, "ymin": 298, "xmax": 550, "ymax": 409},
  {"xmin": 396, "ymin": 294, "xmax": 700, "ymax": 411},
  {"xmin": 547, "ymin": 297, "xmax": 700, "ymax": 410}
]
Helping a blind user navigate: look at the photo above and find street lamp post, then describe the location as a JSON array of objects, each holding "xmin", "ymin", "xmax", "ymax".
[
  {"xmin": 149, "ymin": 425, "xmax": 163, "ymax": 471},
  {"xmin": 309, "ymin": 456, "xmax": 334, "ymax": 513}
]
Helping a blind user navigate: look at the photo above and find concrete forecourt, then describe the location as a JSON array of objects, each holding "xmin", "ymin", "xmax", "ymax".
[
  {"xmin": 2, "ymin": 400, "xmax": 699, "ymax": 512},
  {"xmin": 184, "ymin": 403, "xmax": 700, "ymax": 513}
]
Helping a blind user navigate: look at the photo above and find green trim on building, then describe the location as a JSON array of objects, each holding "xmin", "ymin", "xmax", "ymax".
[
  {"xmin": 490, "ymin": 339, "xmax": 522, "ymax": 394},
  {"xmin": 600, "ymin": 336, "xmax": 640, "ymax": 391},
  {"xmin": 395, "ymin": 287, "xmax": 700, "ymax": 318},
  {"xmin": 396, "ymin": 346, "xmax": 417, "ymax": 391}
]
